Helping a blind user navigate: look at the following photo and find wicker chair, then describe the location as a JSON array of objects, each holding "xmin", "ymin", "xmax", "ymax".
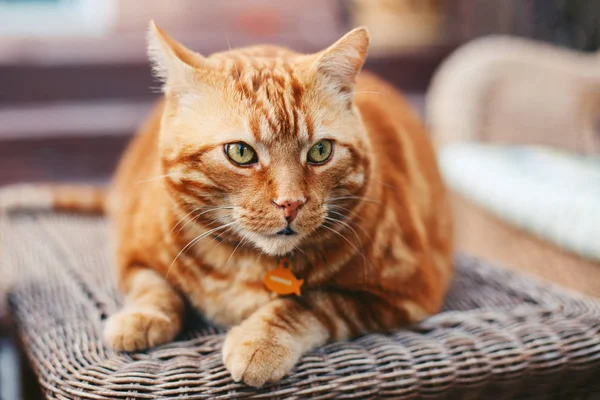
[
  {"xmin": 427, "ymin": 35, "xmax": 600, "ymax": 298},
  {"xmin": 1, "ymin": 205, "xmax": 600, "ymax": 399},
  {"xmin": 3, "ymin": 35, "xmax": 600, "ymax": 400}
]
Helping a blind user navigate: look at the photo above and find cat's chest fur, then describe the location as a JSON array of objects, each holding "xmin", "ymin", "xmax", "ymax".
[{"xmin": 165, "ymin": 232, "xmax": 278, "ymax": 327}]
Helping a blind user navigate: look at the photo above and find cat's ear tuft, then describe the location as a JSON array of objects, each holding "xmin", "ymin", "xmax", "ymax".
[
  {"xmin": 313, "ymin": 27, "xmax": 370, "ymax": 94},
  {"xmin": 147, "ymin": 20, "xmax": 205, "ymax": 87}
]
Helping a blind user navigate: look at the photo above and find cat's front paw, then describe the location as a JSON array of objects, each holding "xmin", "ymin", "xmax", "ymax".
[
  {"xmin": 103, "ymin": 307, "xmax": 181, "ymax": 352},
  {"xmin": 223, "ymin": 323, "xmax": 300, "ymax": 387}
]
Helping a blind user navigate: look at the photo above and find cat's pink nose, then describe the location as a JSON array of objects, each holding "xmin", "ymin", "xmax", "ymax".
[{"xmin": 273, "ymin": 199, "xmax": 305, "ymax": 223}]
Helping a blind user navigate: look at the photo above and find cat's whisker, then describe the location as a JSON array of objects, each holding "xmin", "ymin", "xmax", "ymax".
[
  {"xmin": 327, "ymin": 210, "xmax": 372, "ymax": 241},
  {"xmin": 226, "ymin": 233, "xmax": 248, "ymax": 266},
  {"xmin": 174, "ymin": 206, "xmax": 235, "ymax": 233},
  {"xmin": 326, "ymin": 203, "xmax": 363, "ymax": 221},
  {"xmin": 221, "ymin": 229, "xmax": 241, "ymax": 247},
  {"xmin": 197, "ymin": 215, "xmax": 229, "ymax": 231},
  {"xmin": 172, "ymin": 206, "xmax": 223, "ymax": 233},
  {"xmin": 167, "ymin": 222, "xmax": 236, "ymax": 278},
  {"xmin": 324, "ymin": 216, "xmax": 364, "ymax": 252},
  {"xmin": 292, "ymin": 245, "xmax": 308, "ymax": 257},
  {"xmin": 328, "ymin": 196, "xmax": 381, "ymax": 205},
  {"xmin": 320, "ymin": 224, "xmax": 365, "ymax": 264},
  {"xmin": 192, "ymin": 226, "xmax": 238, "ymax": 261},
  {"xmin": 323, "ymin": 217, "xmax": 370, "ymax": 279},
  {"xmin": 197, "ymin": 225, "xmax": 236, "ymax": 253},
  {"xmin": 171, "ymin": 207, "xmax": 203, "ymax": 233}
]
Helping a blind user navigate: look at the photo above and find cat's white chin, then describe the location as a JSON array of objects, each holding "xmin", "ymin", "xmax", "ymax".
[{"xmin": 244, "ymin": 231, "xmax": 302, "ymax": 256}]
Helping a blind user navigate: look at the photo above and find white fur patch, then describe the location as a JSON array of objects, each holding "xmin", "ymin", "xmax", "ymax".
[{"xmin": 343, "ymin": 171, "xmax": 365, "ymax": 187}]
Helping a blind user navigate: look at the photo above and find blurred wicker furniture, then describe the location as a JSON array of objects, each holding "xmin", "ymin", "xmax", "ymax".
[
  {"xmin": 428, "ymin": 35, "xmax": 600, "ymax": 153},
  {"xmin": 2, "ymin": 201, "xmax": 600, "ymax": 399},
  {"xmin": 427, "ymin": 36, "xmax": 600, "ymax": 297}
]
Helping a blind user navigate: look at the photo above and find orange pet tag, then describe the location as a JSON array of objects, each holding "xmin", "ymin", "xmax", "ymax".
[{"xmin": 264, "ymin": 257, "xmax": 303, "ymax": 296}]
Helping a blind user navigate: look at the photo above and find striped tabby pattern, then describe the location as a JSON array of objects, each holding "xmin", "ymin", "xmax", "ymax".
[{"xmin": 102, "ymin": 21, "xmax": 452, "ymax": 387}]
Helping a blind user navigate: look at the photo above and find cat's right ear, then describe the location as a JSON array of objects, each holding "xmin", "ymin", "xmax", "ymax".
[{"xmin": 147, "ymin": 21, "xmax": 206, "ymax": 90}]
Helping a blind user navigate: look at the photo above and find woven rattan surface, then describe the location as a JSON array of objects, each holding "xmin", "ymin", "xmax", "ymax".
[{"xmin": 2, "ymin": 211, "xmax": 600, "ymax": 399}]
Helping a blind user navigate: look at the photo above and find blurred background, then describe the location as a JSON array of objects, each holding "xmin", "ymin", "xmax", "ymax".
[
  {"xmin": 1, "ymin": 1, "xmax": 600, "ymax": 399},
  {"xmin": 1, "ymin": 0, "xmax": 599, "ymax": 186},
  {"xmin": 0, "ymin": 0, "xmax": 599, "ymax": 185}
]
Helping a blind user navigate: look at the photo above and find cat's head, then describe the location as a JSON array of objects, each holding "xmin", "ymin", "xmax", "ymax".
[{"xmin": 149, "ymin": 21, "xmax": 371, "ymax": 256}]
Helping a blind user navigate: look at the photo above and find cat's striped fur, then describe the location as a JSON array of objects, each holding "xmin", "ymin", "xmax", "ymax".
[{"xmin": 93, "ymin": 22, "xmax": 451, "ymax": 387}]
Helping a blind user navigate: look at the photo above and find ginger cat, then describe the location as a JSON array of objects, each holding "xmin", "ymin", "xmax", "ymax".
[{"xmin": 99, "ymin": 22, "xmax": 453, "ymax": 387}]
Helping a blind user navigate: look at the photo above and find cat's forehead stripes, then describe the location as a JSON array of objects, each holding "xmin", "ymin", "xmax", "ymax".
[{"xmin": 213, "ymin": 53, "xmax": 314, "ymax": 143}]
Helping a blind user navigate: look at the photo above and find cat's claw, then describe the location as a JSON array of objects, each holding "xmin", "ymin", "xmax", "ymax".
[
  {"xmin": 223, "ymin": 324, "xmax": 299, "ymax": 387},
  {"xmin": 103, "ymin": 307, "xmax": 180, "ymax": 352}
]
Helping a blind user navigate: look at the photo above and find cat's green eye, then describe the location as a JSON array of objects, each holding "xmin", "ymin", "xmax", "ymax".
[
  {"xmin": 307, "ymin": 140, "xmax": 333, "ymax": 164},
  {"xmin": 225, "ymin": 142, "xmax": 258, "ymax": 166}
]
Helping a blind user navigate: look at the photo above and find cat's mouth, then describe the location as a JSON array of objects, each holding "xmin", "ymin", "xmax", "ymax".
[
  {"xmin": 276, "ymin": 226, "xmax": 297, "ymax": 236},
  {"xmin": 238, "ymin": 226, "xmax": 304, "ymax": 256}
]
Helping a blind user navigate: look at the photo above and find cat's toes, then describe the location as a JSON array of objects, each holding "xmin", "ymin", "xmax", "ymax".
[
  {"xmin": 222, "ymin": 324, "xmax": 299, "ymax": 387},
  {"xmin": 103, "ymin": 307, "xmax": 180, "ymax": 352}
]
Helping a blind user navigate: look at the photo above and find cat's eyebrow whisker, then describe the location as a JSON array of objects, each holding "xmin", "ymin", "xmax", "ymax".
[
  {"xmin": 374, "ymin": 179, "xmax": 398, "ymax": 190},
  {"xmin": 167, "ymin": 222, "xmax": 236, "ymax": 278},
  {"xmin": 341, "ymin": 90, "xmax": 383, "ymax": 100},
  {"xmin": 135, "ymin": 174, "xmax": 173, "ymax": 184}
]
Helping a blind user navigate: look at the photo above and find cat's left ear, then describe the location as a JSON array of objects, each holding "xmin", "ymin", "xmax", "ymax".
[
  {"xmin": 147, "ymin": 20, "xmax": 206, "ymax": 91},
  {"xmin": 312, "ymin": 27, "xmax": 370, "ymax": 95}
]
